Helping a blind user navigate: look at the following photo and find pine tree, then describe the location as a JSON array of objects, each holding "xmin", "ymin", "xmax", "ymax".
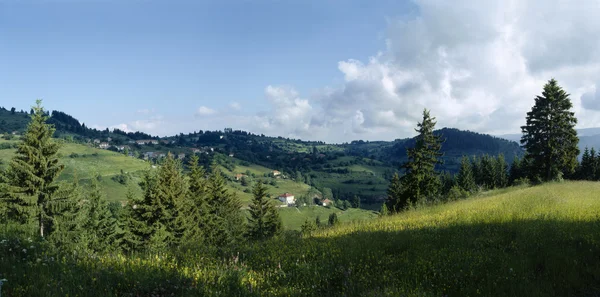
[
  {"xmin": 205, "ymin": 167, "xmax": 245, "ymax": 247},
  {"xmin": 471, "ymin": 156, "xmax": 483, "ymax": 187},
  {"xmin": 439, "ymin": 171, "xmax": 455, "ymax": 196},
  {"xmin": 352, "ymin": 195, "xmax": 361, "ymax": 208},
  {"xmin": 495, "ymin": 154, "xmax": 509, "ymax": 188},
  {"xmin": 247, "ymin": 181, "xmax": 282, "ymax": 240},
  {"xmin": 328, "ymin": 212, "xmax": 339, "ymax": 226},
  {"xmin": 590, "ymin": 148, "xmax": 598, "ymax": 180},
  {"xmin": 380, "ymin": 203, "xmax": 389, "ymax": 217},
  {"xmin": 180, "ymin": 155, "xmax": 209, "ymax": 243},
  {"xmin": 3, "ymin": 100, "xmax": 67, "ymax": 237},
  {"xmin": 46, "ymin": 177, "xmax": 87, "ymax": 251},
  {"xmin": 119, "ymin": 185, "xmax": 145, "ymax": 252},
  {"xmin": 521, "ymin": 79, "xmax": 579, "ymax": 182},
  {"xmin": 155, "ymin": 153, "xmax": 188, "ymax": 245},
  {"xmin": 82, "ymin": 174, "xmax": 118, "ymax": 253},
  {"xmin": 578, "ymin": 147, "xmax": 592, "ymax": 180},
  {"xmin": 480, "ymin": 155, "xmax": 496, "ymax": 189},
  {"xmin": 398, "ymin": 109, "xmax": 444, "ymax": 205},
  {"xmin": 385, "ymin": 173, "xmax": 404, "ymax": 213},
  {"xmin": 457, "ymin": 156, "xmax": 476, "ymax": 192},
  {"xmin": 509, "ymin": 155, "xmax": 523, "ymax": 185}
]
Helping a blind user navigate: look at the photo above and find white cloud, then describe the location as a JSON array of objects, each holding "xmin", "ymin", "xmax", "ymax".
[
  {"xmin": 136, "ymin": 108, "xmax": 154, "ymax": 114},
  {"xmin": 107, "ymin": 0, "xmax": 600, "ymax": 142},
  {"xmin": 229, "ymin": 102, "xmax": 241, "ymax": 110},
  {"xmin": 195, "ymin": 106, "xmax": 217, "ymax": 116},
  {"xmin": 249, "ymin": 0, "xmax": 600, "ymax": 142}
]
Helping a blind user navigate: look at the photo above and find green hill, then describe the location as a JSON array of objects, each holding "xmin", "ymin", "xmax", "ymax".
[{"xmin": 3, "ymin": 182, "xmax": 600, "ymax": 296}]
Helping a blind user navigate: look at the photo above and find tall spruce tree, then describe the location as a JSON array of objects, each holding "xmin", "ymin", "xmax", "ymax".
[
  {"xmin": 590, "ymin": 148, "xmax": 598, "ymax": 180},
  {"xmin": 521, "ymin": 79, "xmax": 579, "ymax": 181},
  {"xmin": 398, "ymin": 109, "xmax": 444, "ymax": 205},
  {"xmin": 179, "ymin": 155, "xmax": 209, "ymax": 243},
  {"xmin": 509, "ymin": 155, "xmax": 523, "ymax": 185},
  {"xmin": 457, "ymin": 156, "xmax": 476, "ymax": 192},
  {"xmin": 154, "ymin": 153, "xmax": 188, "ymax": 245},
  {"xmin": 119, "ymin": 185, "xmax": 145, "ymax": 252},
  {"xmin": 247, "ymin": 181, "xmax": 282, "ymax": 240},
  {"xmin": 385, "ymin": 173, "xmax": 404, "ymax": 213},
  {"xmin": 205, "ymin": 166, "xmax": 245, "ymax": 247},
  {"xmin": 3, "ymin": 100, "xmax": 68, "ymax": 237},
  {"xmin": 495, "ymin": 154, "xmax": 509, "ymax": 188},
  {"xmin": 579, "ymin": 147, "xmax": 592, "ymax": 180},
  {"xmin": 82, "ymin": 174, "xmax": 119, "ymax": 252}
]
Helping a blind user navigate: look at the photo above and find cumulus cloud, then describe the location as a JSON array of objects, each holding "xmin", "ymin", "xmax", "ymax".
[
  {"xmin": 107, "ymin": 0, "xmax": 600, "ymax": 142},
  {"xmin": 195, "ymin": 106, "xmax": 217, "ymax": 116},
  {"xmin": 581, "ymin": 85, "xmax": 600, "ymax": 111},
  {"xmin": 251, "ymin": 0, "xmax": 600, "ymax": 142}
]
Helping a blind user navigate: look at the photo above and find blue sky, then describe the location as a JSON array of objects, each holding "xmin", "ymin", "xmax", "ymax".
[{"xmin": 2, "ymin": 0, "xmax": 600, "ymax": 142}]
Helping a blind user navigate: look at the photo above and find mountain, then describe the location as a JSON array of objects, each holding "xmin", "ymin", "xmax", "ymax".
[
  {"xmin": 0, "ymin": 107, "xmax": 524, "ymax": 202},
  {"xmin": 497, "ymin": 128, "xmax": 600, "ymax": 156}
]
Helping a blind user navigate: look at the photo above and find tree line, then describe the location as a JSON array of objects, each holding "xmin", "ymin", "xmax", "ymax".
[
  {"xmin": 385, "ymin": 79, "xmax": 580, "ymax": 213},
  {"xmin": 0, "ymin": 100, "xmax": 282, "ymax": 254}
]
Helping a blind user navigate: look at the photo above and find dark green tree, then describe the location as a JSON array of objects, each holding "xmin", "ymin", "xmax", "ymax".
[
  {"xmin": 205, "ymin": 167, "xmax": 245, "ymax": 247},
  {"xmin": 457, "ymin": 156, "xmax": 476, "ymax": 192},
  {"xmin": 509, "ymin": 155, "xmax": 524, "ymax": 185},
  {"xmin": 494, "ymin": 154, "xmax": 509, "ymax": 188},
  {"xmin": 352, "ymin": 195, "xmax": 361, "ymax": 208},
  {"xmin": 521, "ymin": 79, "xmax": 579, "ymax": 181},
  {"xmin": 591, "ymin": 148, "xmax": 598, "ymax": 180},
  {"xmin": 180, "ymin": 155, "xmax": 209, "ymax": 243},
  {"xmin": 119, "ymin": 185, "xmax": 145, "ymax": 252},
  {"xmin": 398, "ymin": 109, "xmax": 444, "ymax": 205},
  {"xmin": 82, "ymin": 174, "xmax": 119, "ymax": 252},
  {"xmin": 578, "ymin": 147, "xmax": 595, "ymax": 180},
  {"xmin": 385, "ymin": 173, "xmax": 404, "ymax": 213},
  {"xmin": 3, "ymin": 100, "xmax": 68, "ymax": 238},
  {"xmin": 247, "ymin": 181, "xmax": 282, "ymax": 240},
  {"xmin": 328, "ymin": 212, "xmax": 339, "ymax": 226},
  {"xmin": 155, "ymin": 153, "xmax": 188, "ymax": 245}
]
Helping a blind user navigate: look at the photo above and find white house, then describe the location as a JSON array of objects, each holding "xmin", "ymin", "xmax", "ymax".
[
  {"xmin": 278, "ymin": 193, "xmax": 296, "ymax": 207},
  {"xmin": 99, "ymin": 142, "xmax": 110, "ymax": 149}
]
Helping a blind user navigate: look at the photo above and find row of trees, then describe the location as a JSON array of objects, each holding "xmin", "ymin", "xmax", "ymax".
[
  {"xmin": 0, "ymin": 101, "xmax": 283, "ymax": 254},
  {"xmin": 385, "ymin": 79, "xmax": 581, "ymax": 214}
]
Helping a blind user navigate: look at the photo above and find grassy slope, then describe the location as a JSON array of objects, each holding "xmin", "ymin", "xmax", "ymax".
[
  {"xmin": 0, "ymin": 138, "xmax": 150, "ymax": 202},
  {"xmin": 3, "ymin": 182, "xmax": 600, "ymax": 296},
  {"xmin": 279, "ymin": 206, "xmax": 378, "ymax": 230}
]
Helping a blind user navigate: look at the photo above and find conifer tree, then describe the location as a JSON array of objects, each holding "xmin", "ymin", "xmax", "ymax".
[
  {"xmin": 247, "ymin": 181, "xmax": 282, "ymax": 240},
  {"xmin": 521, "ymin": 79, "xmax": 579, "ymax": 181},
  {"xmin": 578, "ymin": 147, "xmax": 591, "ymax": 180},
  {"xmin": 439, "ymin": 171, "xmax": 455, "ymax": 196},
  {"xmin": 398, "ymin": 109, "xmax": 444, "ymax": 205},
  {"xmin": 47, "ymin": 177, "xmax": 87, "ymax": 251},
  {"xmin": 205, "ymin": 167, "xmax": 245, "ymax": 247},
  {"xmin": 471, "ymin": 156, "xmax": 483, "ymax": 187},
  {"xmin": 495, "ymin": 154, "xmax": 509, "ymax": 188},
  {"xmin": 179, "ymin": 155, "xmax": 209, "ymax": 243},
  {"xmin": 82, "ymin": 174, "xmax": 119, "ymax": 252},
  {"xmin": 119, "ymin": 185, "xmax": 145, "ymax": 252},
  {"xmin": 457, "ymin": 156, "xmax": 476, "ymax": 192},
  {"xmin": 155, "ymin": 153, "xmax": 188, "ymax": 244},
  {"xmin": 3, "ymin": 100, "xmax": 67, "ymax": 237},
  {"xmin": 380, "ymin": 203, "xmax": 389, "ymax": 217},
  {"xmin": 328, "ymin": 212, "xmax": 339, "ymax": 226},
  {"xmin": 480, "ymin": 155, "xmax": 496, "ymax": 189},
  {"xmin": 509, "ymin": 155, "xmax": 524, "ymax": 185},
  {"xmin": 590, "ymin": 148, "xmax": 598, "ymax": 180},
  {"xmin": 385, "ymin": 173, "xmax": 404, "ymax": 213}
]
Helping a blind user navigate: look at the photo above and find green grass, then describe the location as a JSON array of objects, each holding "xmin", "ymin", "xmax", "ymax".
[
  {"xmin": 3, "ymin": 181, "xmax": 600, "ymax": 296},
  {"xmin": 0, "ymin": 141, "xmax": 150, "ymax": 203},
  {"xmin": 279, "ymin": 206, "xmax": 378, "ymax": 230}
]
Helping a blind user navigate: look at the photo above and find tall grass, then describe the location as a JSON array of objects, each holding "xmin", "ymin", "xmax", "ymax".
[{"xmin": 2, "ymin": 182, "xmax": 600, "ymax": 296}]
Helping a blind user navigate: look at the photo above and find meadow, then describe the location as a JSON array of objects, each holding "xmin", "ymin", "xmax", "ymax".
[{"xmin": 2, "ymin": 181, "xmax": 599, "ymax": 296}]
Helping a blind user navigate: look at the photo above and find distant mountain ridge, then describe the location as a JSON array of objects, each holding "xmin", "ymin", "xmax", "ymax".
[{"xmin": 497, "ymin": 128, "xmax": 600, "ymax": 155}]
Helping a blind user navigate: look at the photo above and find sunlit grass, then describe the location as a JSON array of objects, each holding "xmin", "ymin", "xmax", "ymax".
[{"xmin": 2, "ymin": 182, "xmax": 600, "ymax": 296}]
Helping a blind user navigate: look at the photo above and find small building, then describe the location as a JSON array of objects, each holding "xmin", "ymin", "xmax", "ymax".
[
  {"xmin": 278, "ymin": 193, "xmax": 296, "ymax": 207},
  {"xmin": 107, "ymin": 137, "xmax": 112, "ymax": 142},
  {"xmin": 234, "ymin": 173, "xmax": 245, "ymax": 181},
  {"xmin": 177, "ymin": 153, "xmax": 186, "ymax": 160},
  {"xmin": 99, "ymin": 142, "xmax": 110, "ymax": 149},
  {"xmin": 321, "ymin": 199, "xmax": 333, "ymax": 207},
  {"xmin": 229, "ymin": 153, "xmax": 234, "ymax": 157},
  {"xmin": 143, "ymin": 152, "xmax": 156, "ymax": 160},
  {"xmin": 93, "ymin": 139, "xmax": 101, "ymax": 144},
  {"xmin": 272, "ymin": 170, "xmax": 281, "ymax": 177},
  {"xmin": 116, "ymin": 145, "xmax": 130, "ymax": 151}
]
